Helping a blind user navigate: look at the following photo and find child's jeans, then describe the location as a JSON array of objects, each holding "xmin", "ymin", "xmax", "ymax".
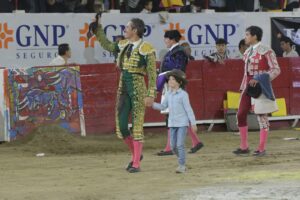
[{"xmin": 170, "ymin": 126, "xmax": 188, "ymax": 166}]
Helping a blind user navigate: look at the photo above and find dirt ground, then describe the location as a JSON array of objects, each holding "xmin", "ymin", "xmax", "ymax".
[{"xmin": 0, "ymin": 126, "xmax": 300, "ymax": 200}]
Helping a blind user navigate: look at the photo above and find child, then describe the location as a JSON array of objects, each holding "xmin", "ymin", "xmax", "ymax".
[{"xmin": 152, "ymin": 69, "xmax": 197, "ymax": 173}]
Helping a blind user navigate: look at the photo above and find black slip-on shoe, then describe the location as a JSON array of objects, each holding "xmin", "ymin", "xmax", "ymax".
[
  {"xmin": 252, "ymin": 150, "xmax": 266, "ymax": 157},
  {"xmin": 233, "ymin": 148, "xmax": 250, "ymax": 155},
  {"xmin": 128, "ymin": 167, "xmax": 141, "ymax": 173},
  {"xmin": 188, "ymin": 142, "xmax": 204, "ymax": 154},
  {"xmin": 157, "ymin": 150, "xmax": 174, "ymax": 156}
]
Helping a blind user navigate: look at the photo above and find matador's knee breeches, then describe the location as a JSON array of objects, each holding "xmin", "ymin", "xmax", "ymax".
[
  {"xmin": 257, "ymin": 114, "xmax": 269, "ymax": 130},
  {"xmin": 115, "ymin": 71, "xmax": 146, "ymax": 141}
]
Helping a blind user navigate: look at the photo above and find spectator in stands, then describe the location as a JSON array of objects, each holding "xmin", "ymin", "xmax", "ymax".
[
  {"xmin": 157, "ymin": 30, "xmax": 204, "ymax": 156},
  {"xmin": 152, "ymin": 0, "xmax": 164, "ymax": 12},
  {"xmin": 280, "ymin": 36, "xmax": 299, "ymax": 57},
  {"xmin": 46, "ymin": 0, "xmax": 70, "ymax": 12},
  {"xmin": 226, "ymin": 0, "xmax": 260, "ymax": 12},
  {"xmin": 49, "ymin": 43, "xmax": 71, "ymax": 66},
  {"xmin": 46, "ymin": 0, "xmax": 95, "ymax": 13},
  {"xmin": 180, "ymin": 0, "xmax": 203, "ymax": 12},
  {"xmin": 235, "ymin": 39, "xmax": 249, "ymax": 59},
  {"xmin": 181, "ymin": 42, "xmax": 195, "ymax": 60},
  {"xmin": 0, "ymin": 0, "xmax": 14, "ymax": 12},
  {"xmin": 260, "ymin": 0, "xmax": 281, "ymax": 11},
  {"xmin": 160, "ymin": 0, "xmax": 185, "ymax": 13},
  {"xmin": 17, "ymin": 0, "xmax": 47, "ymax": 12},
  {"xmin": 233, "ymin": 26, "xmax": 281, "ymax": 157},
  {"xmin": 140, "ymin": 0, "xmax": 153, "ymax": 13},
  {"xmin": 205, "ymin": 38, "xmax": 229, "ymax": 64},
  {"xmin": 284, "ymin": 0, "xmax": 300, "ymax": 11},
  {"xmin": 63, "ymin": 0, "xmax": 86, "ymax": 12},
  {"xmin": 123, "ymin": 0, "xmax": 143, "ymax": 12},
  {"xmin": 209, "ymin": 0, "xmax": 226, "ymax": 11}
]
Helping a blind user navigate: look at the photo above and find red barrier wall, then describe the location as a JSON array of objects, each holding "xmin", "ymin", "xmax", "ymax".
[{"xmin": 80, "ymin": 58, "xmax": 300, "ymax": 134}]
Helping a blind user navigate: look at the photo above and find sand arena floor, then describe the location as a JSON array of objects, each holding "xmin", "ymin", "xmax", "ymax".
[{"xmin": 0, "ymin": 126, "xmax": 299, "ymax": 200}]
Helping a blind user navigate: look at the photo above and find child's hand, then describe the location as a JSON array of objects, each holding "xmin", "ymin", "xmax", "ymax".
[
  {"xmin": 144, "ymin": 97, "xmax": 154, "ymax": 107},
  {"xmin": 192, "ymin": 125, "xmax": 197, "ymax": 133}
]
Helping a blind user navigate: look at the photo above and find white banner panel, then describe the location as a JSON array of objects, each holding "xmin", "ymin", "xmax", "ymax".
[{"xmin": 0, "ymin": 12, "xmax": 297, "ymax": 68}]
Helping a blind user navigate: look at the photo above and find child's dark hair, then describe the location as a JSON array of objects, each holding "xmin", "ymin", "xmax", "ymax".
[
  {"xmin": 58, "ymin": 43, "xmax": 70, "ymax": 56},
  {"xmin": 167, "ymin": 69, "xmax": 187, "ymax": 88}
]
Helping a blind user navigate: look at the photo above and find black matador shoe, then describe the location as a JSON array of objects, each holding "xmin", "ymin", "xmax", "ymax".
[{"xmin": 126, "ymin": 155, "xmax": 143, "ymax": 171}]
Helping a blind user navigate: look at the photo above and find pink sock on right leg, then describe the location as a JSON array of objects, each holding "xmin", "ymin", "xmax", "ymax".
[
  {"xmin": 258, "ymin": 129, "xmax": 268, "ymax": 152},
  {"xmin": 188, "ymin": 126, "xmax": 201, "ymax": 147},
  {"xmin": 124, "ymin": 136, "xmax": 134, "ymax": 161},
  {"xmin": 164, "ymin": 129, "xmax": 172, "ymax": 152},
  {"xmin": 132, "ymin": 141, "xmax": 143, "ymax": 168}
]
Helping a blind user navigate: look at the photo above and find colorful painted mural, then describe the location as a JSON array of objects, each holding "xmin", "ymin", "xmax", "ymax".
[
  {"xmin": 4, "ymin": 66, "xmax": 85, "ymax": 141},
  {"xmin": 0, "ymin": 68, "xmax": 9, "ymax": 141}
]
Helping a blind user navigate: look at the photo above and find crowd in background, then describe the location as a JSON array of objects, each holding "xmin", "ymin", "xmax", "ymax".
[{"xmin": 0, "ymin": 0, "xmax": 299, "ymax": 13}]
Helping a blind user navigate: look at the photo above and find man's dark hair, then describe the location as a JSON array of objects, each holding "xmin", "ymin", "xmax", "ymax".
[
  {"xmin": 58, "ymin": 43, "xmax": 70, "ymax": 56},
  {"xmin": 144, "ymin": 0, "xmax": 152, "ymax": 7},
  {"xmin": 246, "ymin": 26, "xmax": 263, "ymax": 41},
  {"xmin": 130, "ymin": 18, "xmax": 146, "ymax": 38},
  {"xmin": 280, "ymin": 36, "xmax": 293, "ymax": 46},
  {"xmin": 164, "ymin": 30, "xmax": 182, "ymax": 42},
  {"xmin": 216, "ymin": 38, "xmax": 228, "ymax": 45},
  {"xmin": 238, "ymin": 39, "xmax": 246, "ymax": 49}
]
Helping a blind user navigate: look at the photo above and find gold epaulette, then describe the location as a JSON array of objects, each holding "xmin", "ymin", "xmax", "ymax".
[
  {"xmin": 139, "ymin": 41, "xmax": 155, "ymax": 56},
  {"xmin": 118, "ymin": 39, "xmax": 129, "ymax": 50}
]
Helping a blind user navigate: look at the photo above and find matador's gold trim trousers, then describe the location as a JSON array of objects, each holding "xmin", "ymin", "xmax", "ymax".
[{"xmin": 116, "ymin": 71, "xmax": 146, "ymax": 141}]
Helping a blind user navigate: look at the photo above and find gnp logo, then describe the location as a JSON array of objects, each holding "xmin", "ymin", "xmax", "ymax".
[
  {"xmin": 0, "ymin": 23, "xmax": 14, "ymax": 49},
  {"xmin": 79, "ymin": 23, "xmax": 97, "ymax": 48},
  {"xmin": 78, "ymin": 22, "xmax": 152, "ymax": 48},
  {"xmin": 0, "ymin": 22, "xmax": 66, "ymax": 49},
  {"xmin": 165, "ymin": 22, "xmax": 238, "ymax": 45}
]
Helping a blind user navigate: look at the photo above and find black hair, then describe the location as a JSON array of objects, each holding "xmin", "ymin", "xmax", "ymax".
[
  {"xmin": 246, "ymin": 26, "xmax": 263, "ymax": 41},
  {"xmin": 144, "ymin": 0, "xmax": 152, "ymax": 7},
  {"xmin": 164, "ymin": 30, "xmax": 182, "ymax": 42},
  {"xmin": 58, "ymin": 43, "xmax": 70, "ymax": 56},
  {"xmin": 280, "ymin": 36, "xmax": 293, "ymax": 45},
  {"xmin": 130, "ymin": 18, "xmax": 146, "ymax": 38},
  {"xmin": 167, "ymin": 70, "xmax": 187, "ymax": 88},
  {"xmin": 238, "ymin": 39, "xmax": 246, "ymax": 49},
  {"xmin": 216, "ymin": 38, "xmax": 228, "ymax": 45}
]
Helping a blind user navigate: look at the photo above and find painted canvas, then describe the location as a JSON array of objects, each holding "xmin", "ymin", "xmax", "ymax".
[{"xmin": 6, "ymin": 66, "xmax": 85, "ymax": 141}]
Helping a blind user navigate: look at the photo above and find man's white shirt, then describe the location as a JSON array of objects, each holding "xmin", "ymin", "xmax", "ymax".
[{"xmin": 49, "ymin": 55, "xmax": 66, "ymax": 66}]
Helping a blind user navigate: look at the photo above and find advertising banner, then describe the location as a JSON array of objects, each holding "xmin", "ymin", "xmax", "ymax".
[
  {"xmin": 271, "ymin": 17, "xmax": 300, "ymax": 56},
  {"xmin": 0, "ymin": 13, "xmax": 244, "ymax": 67}
]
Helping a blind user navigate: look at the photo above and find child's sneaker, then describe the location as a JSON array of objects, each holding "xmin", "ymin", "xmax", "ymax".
[{"xmin": 175, "ymin": 165, "xmax": 186, "ymax": 173}]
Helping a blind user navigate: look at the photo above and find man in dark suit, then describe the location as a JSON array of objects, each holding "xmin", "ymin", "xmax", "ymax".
[
  {"xmin": 157, "ymin": 30, "xmax": 204, "ymax": 156},
  {"xmin": 159, "ymin": 30, "xmax": 188, "ymax": 73}
]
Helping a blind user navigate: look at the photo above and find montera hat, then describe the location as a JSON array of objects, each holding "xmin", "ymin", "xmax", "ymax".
[
  {"xmin": 166, "ymin": 69, "xmax": 187, "ymax": 87},
  {"xmin": 247, "ymin": 83, "xmax": 262, "ymax": 98}
]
